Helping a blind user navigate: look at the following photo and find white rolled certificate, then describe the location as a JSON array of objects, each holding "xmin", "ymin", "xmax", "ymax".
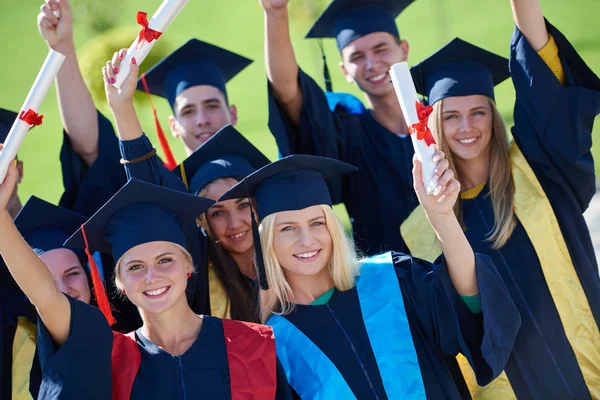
[
  {"xmin": 0, "ymin": 50, "xmax": 66, "ymax": 183},
  {"xmin": 113, "ymin": 0, "xmax": 189, "ymax": 89},
  {"xmin": 390, "ymin": 62, "xmax": 437, "ymax": 194}
]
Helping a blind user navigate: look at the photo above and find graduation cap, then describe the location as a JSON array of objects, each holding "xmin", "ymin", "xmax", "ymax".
[
  {"xmin": 220, "ymin": 155, "xmax": 358, "ymax": 289},
  {"xmin": 173, "ymin": 125, "xmax": 271, "ymax": 195},
  {"xmin": 137, "ymin": 39, "xmax": 253, "ymax": 110},
  {"xmin": 65, "ymin": 179, "xmax": 215, "ymax": 325},
  {"xmin": 306, "ymin": 0, "xmax": 415, "ymax": 52},
  {"xmin": 0, "ymin": 108, "xmax": 18, "ymax": 143},
  {"xmin": 410, "ymin": 38, "xmax": 509, "ymax": 106},
  {"xmin": 15, "ymin": 196, "xmax": 86, "ymax": 257}
]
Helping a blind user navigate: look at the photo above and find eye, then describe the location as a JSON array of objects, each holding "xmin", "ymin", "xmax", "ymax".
[
  {"xmin": 473, "ymin": 110, "xmax": 485, "ymax": 116},
  {"xmin": 158, "ymin": 257, "xmax": 173, "ymax": 265},
  {"xmin": 280, "ymin": 226, "xmax": 294, "ymax": 232},
  {"xmin": 443, "ymin": 114, "xmax": 457, "ymax": 121},
  {"xmin": 211, "ymin": 210, "xmax": 224, "ymax": 218},
  {"xmin": 180, "ymin": 108, "xmax": 194, "ymax": 117},
  {"xmin": 127, "ymin": 264, "xmax": 143, "ymax": 272},
  {"xmin": 66, "ymin": 271, "xmax": 81, "ymax": 278},
  {"xmin": 206, "ymin": 103, "xmax": 220, "ymax": 110},
  {"xmin": 311, "ymin": 221, "xmax": 325, "ymax": 227},
  {"xmin": 239, "ymin": 202, "xmax": 250, "ymax": 210},
  {"xmin": 350, "ymin": 54, "xmax": 364, "ymax": 63}
]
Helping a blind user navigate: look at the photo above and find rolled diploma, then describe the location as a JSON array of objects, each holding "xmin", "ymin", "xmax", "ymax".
[
  {"xmin": 0, "ymin": 50, "xmax": 66, "ymax": 183},
  {"xmin": 113, "ymin": 0, "xmax": 189, "ymax": 89},
  {"xmin": 44, "ymin": 0, "xmax": 60, "ymax": 18},
  {"xmin": 389, "ymin": 62, "xmax": 437, "ymax": 194}
]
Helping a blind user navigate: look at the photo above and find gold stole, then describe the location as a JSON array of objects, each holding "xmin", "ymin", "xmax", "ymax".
[
  {"xmin": 400, "ymin": 143, "xmax": 600, "ymax": 398},
  {"xmin": 12, "ymin": 317, "xmax": 37, "ymax": 400}
]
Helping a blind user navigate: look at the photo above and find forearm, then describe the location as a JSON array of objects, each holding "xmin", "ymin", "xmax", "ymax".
[
  {"xmin": 0, "ymin": 211, "xmax": 70, "ymax": 343},
  {"xmin": 430, "ymin": 214, "xmax": 478, "ymax": 296},
  {"xmin": 110, "ymin": 102, "xmax": 143, "ymax": 142},
  {"xmin": 510, "ymin": 0, "xmax": 548, "ymax": 51},
  {"xmin": 55, "ymin": 47, "xmax": 100, "ymax": 166},
  {"xmin": 264, "ymin": 8, "xmax": 302, "ymax": 125}
]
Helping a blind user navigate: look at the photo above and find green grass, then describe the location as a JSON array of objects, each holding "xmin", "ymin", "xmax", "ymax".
[{"xmin": 1, "ymin": 0, "xmax": 599, "ymax": 206}]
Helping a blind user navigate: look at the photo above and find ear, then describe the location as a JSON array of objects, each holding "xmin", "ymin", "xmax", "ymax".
[
  {"xmin": 228, "ymin": 104, "xmax": 238, "ymax": 126},
  {"xmin": 168, "ymin": 115, "xmax": 180, "ymax": 138},
  {"xmin": 398, "ymin": 39, "xmax": 410, "ymax": 62},
  {"xmin": 339, "ymin": 61, "xmax": 353, "ymax": 83},
  {"xmin": 16, "ymin": 160, "xmax": 24, "ymax": 184}
]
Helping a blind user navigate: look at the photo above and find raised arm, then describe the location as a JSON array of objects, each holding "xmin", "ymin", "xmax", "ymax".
[
  {"xmin": 260, "ymin": 0, "xmax": 303, "ymax": 126},
  {"xmin": 413, "ymin": 152, "xmax": 477, "ymax": 296},
  {"xmin": 0, "ymin": 158, "xmax": 71, "ymax": 345},
  {"xmin": 38, "ymin": 0, "xmax": 99, "ymax": 167},
  {"xmin": 509, "ymin": 0, "xmax": 548, "ymax": 51}
]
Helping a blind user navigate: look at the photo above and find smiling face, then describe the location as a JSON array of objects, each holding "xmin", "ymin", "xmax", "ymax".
[
  {"xmin": 340, "ymin": 32, "xmax": 409, "ymax": 99},
  {"xmin": 440, "ymin": 95, "xmax": 494, "ymax": 163},
  {"xmin": 117, "ymin": 241, "xmax": 193, "ymax": 314},
  {"xmin": 39, "ymin": 248, "xmax": 91, "ymax": 304},
  {"xmin": 202, "ymin": 178, "xmax": 255, "ymax": 255},
  {"xmin": 169, "ymin": 85, "xmax": 238, "ymax": 154},
  {"xmin": 272, "ymin": 205, "xmax": 333, "ymax": 281}
]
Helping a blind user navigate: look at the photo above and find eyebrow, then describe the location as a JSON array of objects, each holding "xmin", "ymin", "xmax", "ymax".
[
  {"xmin": 211, "ymin": 198, "xmax": 247, "ymax": 208},
  {"xmin": 372, "ymin": 42, "xmax": 388, "ymax": 51},
  {"xmin": 276, "ymin": 215, "xmax": 325, "ymax": 227},
  {"xmin": 63, "ymin": 266, "xmax": 82, "ymax": 274},
  {"xmin": 442, "ymin": 106, "xmax": 488, "ymax": 114},
  {"xmin": 203, "ymin": 98, "xmax": 222, "ymax": 105},
  {"xmin": 125, "ymin": 252, "xmax": 175, "ymax": 266}
]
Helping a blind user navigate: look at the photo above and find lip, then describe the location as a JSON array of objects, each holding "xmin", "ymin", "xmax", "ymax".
[
  {"xmin": 366, "ymin": 72, "xmax": 389, "ymax": 85},
  {"xmin": 227, "ymin": 230, "xmax": 249, "ymax": 242},
  {"xmin": 455, "ymin": 136, "xmax": 480, "ymax": 147},
  {"xmin": 142, "ymin": 286, "xmax": 171, "ymax": 299},
  {"xmin": 195, "ymin": 132, "xmax": 215, "ymax": 142},
  {"xmin": 293, "ymin": 249, "xmax": 322, "ymax": 262}
]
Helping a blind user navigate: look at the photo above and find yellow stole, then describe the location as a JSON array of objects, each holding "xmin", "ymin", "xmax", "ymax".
[
  {"xmin": 401, "ymin": 143, "xmax": 600, "ymax": 398},
  {"xmin": 11, "ymin": 317, "xmax": 37, "ymax": 400},
  {"xmin": 208, "ymin": 260, "xmax": 231, "ymax": 319}
]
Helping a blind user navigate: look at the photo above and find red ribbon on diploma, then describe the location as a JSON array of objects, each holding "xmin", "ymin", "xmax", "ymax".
[
  {"xmin": 408, "ymin": 101, "xmax": 436, "ymax": 147},
  {"xmin": 136, "ymin": 11, "xmax": 162, "ymax": 49},
  {"xmin": 19, "ymin": 109, "xmax": 43, "ymax": 127}
]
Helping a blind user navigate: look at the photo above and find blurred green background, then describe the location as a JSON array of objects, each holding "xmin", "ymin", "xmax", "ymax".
[{"xmin": 1, "ymin": 0, "xmax": 599, "ymax": 207}]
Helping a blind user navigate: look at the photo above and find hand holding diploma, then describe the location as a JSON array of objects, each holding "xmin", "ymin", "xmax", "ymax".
[
  {"xmin": 112, "ymin": 0, "xmax": 189, "ymax": 89},
  {"xmin": 389, "ymin": 62, "xmax": 437, "ymax": 194},
  {"xmin": 38, "ymin": 0, "xmax": 73, "ymax": 55},
  {"xmin": 0, "ymin": 50, "xmax": 66, "ymax": 183}
]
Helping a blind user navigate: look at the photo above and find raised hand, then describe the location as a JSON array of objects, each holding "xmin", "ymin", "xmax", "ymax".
[
  {"xmin": 0, "ymin": 144, "xmax": 19, "ymax": 213},
  {"xmin": 37, "ymin": 0, "xmax": 74, "ymax": 55},
  {"xmin": 412, "ymin": 151, "xmax": 460, "ymax": 220},
  {"xmin": 102, "ymin": 49, "xmax": 139, "ymax": 109},
  {"xmin": 258, "ymin": 0, "xmax": 289, "ymax": 11}
]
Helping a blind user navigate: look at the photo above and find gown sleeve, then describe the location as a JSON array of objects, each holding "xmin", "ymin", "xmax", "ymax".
[
  {"xmin": 510, "ymin": 20, "xmax": 600, "ymax": 210},
  {"xmin": 58, "ymin": 110, "xmax": 127, "ymax": 217},
  {"xmin": 267, "ymin": 69, "xmax": 362, "ymax": 204},
  {"xmin": 395, "ymin": 253, "xmax": 521, "ymax": 386},
  {"xmin": 274, "ymin": 357, "xmax": 293, "ymax": 400},
  {"xmin": 36, "ymin": 295, "xmax": 113, "ymax": 400}
]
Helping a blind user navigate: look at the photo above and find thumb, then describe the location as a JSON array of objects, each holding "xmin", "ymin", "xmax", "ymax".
[
  {"xmin": 58, "ymin": 0, "xmax": 72, "ymax": 18},
  {"xmin": 412, "ymin": 155, "xmax": 426, "ymax": 196},
  {"xmin": 121, "ymin": 57, "xmax": 140, "ymax": 93}
]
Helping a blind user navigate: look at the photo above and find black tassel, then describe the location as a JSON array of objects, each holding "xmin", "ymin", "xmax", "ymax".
[
  {"xmin": 245, "ymin": 180, "xmax": 269, "ymax": 290},
  {"xmin": 319, "ymin": 39, "xmax": 333, "ymax": 92}
]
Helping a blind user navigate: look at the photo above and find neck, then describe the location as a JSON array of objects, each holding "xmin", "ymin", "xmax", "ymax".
[
  {"xmin": 139, "ymin": 298, "xmax": 202, "ymax": 356},
  {"xmin": 287, "ymin": 269, "xmax": 335, "ymax": 305},
  {"xmin": 230, "ymin": 248, "xmax": 256, "ymax": 280},
  {"xmin": 455, "ymin": 151, "xmax": 491, "ymax": 191},
  {"xmin": 7, "ymin": 195, "xmax": 22, "ymax": 219},
  {"xmin": 366, "ymin": 91, "xmax": 408, "ymax": 135}
]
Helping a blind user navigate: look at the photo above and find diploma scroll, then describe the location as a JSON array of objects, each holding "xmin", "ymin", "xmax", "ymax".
[
  {"xmin": 390, "ymin": 62, "xmax": 437, "ymax": 194},
  {"xmin": 113, "ymin": 0, "xmax": 188, "ymax": 89},
  {"xmin": 0, "ymin": 50, "xmax": 66, "ymax": 183}
]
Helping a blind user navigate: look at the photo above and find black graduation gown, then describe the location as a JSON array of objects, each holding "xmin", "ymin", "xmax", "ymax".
[
  {"xmin": 480, "ymin": 21, "xmax": 600, "ymax": 398},
  {"xmin": 273, "ymin": 253, "xmax": 521, "ymax": 399},
  {"xmin": 120, "ymin": 134, "xmax": 210, "ymax": 316},
  {"xmin": 268, "ymin": 72, "xmax": 417, "ymax": 255},
  {"xmin": 36, "ymin": 296, "xmax": 292, "ymax": 399}
]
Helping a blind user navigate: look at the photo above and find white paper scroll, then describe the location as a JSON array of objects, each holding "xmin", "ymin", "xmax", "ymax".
[
  {"xmin": 112, "ymin": 0, "xmax": 188, "ymax": 89},
  {"xmin": 0, "ymin": 50, "xmax": 66, "ymax": 183},
  {"xmin": 390, "ymin": 62, "xmax": 437, "ymax": 194}
]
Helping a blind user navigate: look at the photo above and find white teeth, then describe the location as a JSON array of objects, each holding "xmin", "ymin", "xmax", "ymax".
[
  {"xmin": 296, "ymin": 251, "xmax": 318, "ymax": 259},
  {"xmin": 230, "ymin": 232, "xmax": 246, "ymax": 239},
  {"xmin": 369, "ymin": 74, "xmax": 387, "ymax": 82},
  {"xmin": 459, "ymin": 138, "xmax": 477, "ymax": 144},
  {"xmin": 145, "ymin": 287, "xmax": 168, "ymax": 296}
]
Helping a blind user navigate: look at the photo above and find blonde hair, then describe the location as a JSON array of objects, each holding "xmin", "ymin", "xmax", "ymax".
[
  {"xmin": 258, "ymin": 205, "xmax": 360, "ymax": 322},
  {"xmin": 114, "ymin": 243, "xmax": 194, "ymax": 294},
  {"xmin": 430, "ymin": 98, "xmax": 516, "ymax": 248}
]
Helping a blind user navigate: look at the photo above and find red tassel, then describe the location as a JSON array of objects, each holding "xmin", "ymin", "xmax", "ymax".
[
  {"xmin": 81, "ymin": 224, "xmax": 116, "ymax": 326},
  {"xmin": 140, "ymin": 73, "xmax": 177, "ymax": 170}
]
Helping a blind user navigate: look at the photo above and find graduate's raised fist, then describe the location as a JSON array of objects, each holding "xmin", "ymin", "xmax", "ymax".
[
  {"xmin": 37, "ymin": 0, "xmax": 74, "ymax": 55},
  {"xmin": 412, "ymin": 151, "xmax": 460, "ymax": 219},
  {"xmin": 103, "ymin": 49, "xmax": 139, "ymax": 108},
  {"xmin": 259, "ymin": 0, "xmax": 289, "ymax": 11}
]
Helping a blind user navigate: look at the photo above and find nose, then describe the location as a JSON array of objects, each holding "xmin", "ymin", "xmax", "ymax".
[
  {"xmin": 459, "ymin": 116, "xmax": 472, "ymax": 133},
  {"xmin": 298, "ymin": 227, "xmax": 315, "ymax": 248},
  {"xmin": 196, "ymin": 109, "xmax": 210, "ymax": 126},
  {"xmin": 228, "ymin": 212, "xmax": 245, "ymax": 231},
  {"xmin": 145, "ymin": 266, "xmax": 162, "ymax": 284},
  {"xmin": 365, "ymin": 54, "xmax": 375, "ymax": 70}
]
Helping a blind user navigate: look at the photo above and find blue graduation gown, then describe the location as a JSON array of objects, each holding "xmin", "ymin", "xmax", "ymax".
[
  {"xmin": 269, "ymin": 252, "xmax": 520, "ymax": 399},
  {"xmin": 120, "ymin": 134, "xmax": 210, "ymax": 316},
  {"xmin": 36, "ymin": 296, "xmax": 292, "ymax": 399},
  {"xmin": 268, "ymin": 73, "xmax": 417, "ymax": 255},
  {"xmin": 465, "ymin": 21, "xmax": 600, "ymax": 398}
]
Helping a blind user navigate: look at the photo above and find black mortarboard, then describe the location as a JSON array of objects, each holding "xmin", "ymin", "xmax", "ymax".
[
  {"xmin": 410, "ymin": 38, "xmax": 509, "ymax": 105},
  {"xmin": 0, "ymin": 108, "xmax": 18, "ymax": 143}
]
